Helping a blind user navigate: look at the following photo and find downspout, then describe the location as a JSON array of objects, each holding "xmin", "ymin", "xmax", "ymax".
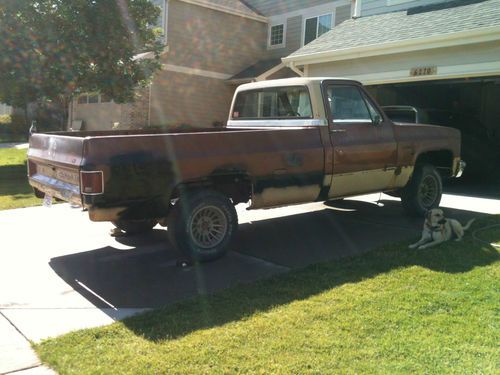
[
  {"xmin": 353, "ymin": 0, "xmax": 362, "ymax": 18},
  {"xmin": 69, "ymin": 97, "xmax": 74, "ymax": 130},
  {"xmin": 147, "ymin": 83, "xmax": 152, "ymax": 127}
]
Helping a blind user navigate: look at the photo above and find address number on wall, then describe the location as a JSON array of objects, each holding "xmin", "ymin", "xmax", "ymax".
[{"xmin": 410, "ymin": 66, "xmax": 437, "ymax": 77}]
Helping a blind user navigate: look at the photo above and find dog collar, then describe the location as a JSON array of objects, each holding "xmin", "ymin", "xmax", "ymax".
[{"xmin": 426, "ymin": 222, "xmax": 444, "ymax": 231}]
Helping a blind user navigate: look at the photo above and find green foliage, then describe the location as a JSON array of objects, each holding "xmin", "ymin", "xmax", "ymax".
[
  {"xmin": 0, "ymin": 0, "xmax": 163, "ymax": 112},
  {"xmin": 0, "ymin": 112, "xmax": 29, "ymax": 135},
  {"xmin": 0, "ymin": 148, "xmax": 41, "ymax": 210},
  {"xmin": 0, "ymin": 114, "xmax": 11, "ymax": 124}
]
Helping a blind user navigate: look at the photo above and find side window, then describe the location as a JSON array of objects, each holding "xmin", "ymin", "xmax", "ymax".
[
  {"xmin": 326, "ymin": 85, "xmax": 373, "ymax": 124},
  {"xmin": 232, "ymin": 86, "xmax": 312, "ymax": 120}
]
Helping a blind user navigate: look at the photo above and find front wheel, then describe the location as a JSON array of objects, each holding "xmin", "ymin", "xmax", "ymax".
[
  {"xmin": 401, "ymin": 164, "xmax": 442, "ymax": 216},
  {"xmin": 167, "ymin": 190, "xmax": 238, "ymax": 262}
]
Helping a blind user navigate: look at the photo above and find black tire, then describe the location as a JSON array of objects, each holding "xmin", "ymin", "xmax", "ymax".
[
  {"xmin": 401, "ymin": 164, "xmax": 442, "ymax": 216},
  {"xmin": 167, "ymin": 190, "xmax": 238, "ymax": 262},
  {"xmin": 112, "ymin": 219, "xmax": 157, "ymax": 234}
]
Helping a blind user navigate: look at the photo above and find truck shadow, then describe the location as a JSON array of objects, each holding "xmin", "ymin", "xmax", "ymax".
[{"xmin": 48, "ymin": 199, "xmax": 499, "ymax": 342}]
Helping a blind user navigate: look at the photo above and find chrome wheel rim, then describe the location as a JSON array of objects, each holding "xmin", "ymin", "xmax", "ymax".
[
  {"xmin": 189, "ymin": 205, "xmax": 228, "ymax": 249},
  {"xmin": 418, "ymin": 175, "xmax": 439, "ymax": 207}
]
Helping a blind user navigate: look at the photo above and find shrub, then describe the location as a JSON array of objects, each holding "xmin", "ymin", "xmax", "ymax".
[
  {"xmin": 0, "ymin": 114, "xmax": 11, "ymax": 124},
  {"xmin": 9, "ymin": 113, "xmax": 29, "ymax": 134}
]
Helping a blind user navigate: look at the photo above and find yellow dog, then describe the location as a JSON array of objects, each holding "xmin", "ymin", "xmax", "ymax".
[{"xmin": 409, "ymin": 208, "xmax": 475, "ymax": 250}]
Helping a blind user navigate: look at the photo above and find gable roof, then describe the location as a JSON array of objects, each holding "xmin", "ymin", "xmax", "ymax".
[
  {"xmin": 179, "ymin": 0, "xmax": 267, "ymax": 22},
  {"xmin": 228, "ymin": 59, "xmax": 283, "ymax": 83},
  {"xmin": 284, "ymin": 0, "xmax": 500, "ymax": 65}
]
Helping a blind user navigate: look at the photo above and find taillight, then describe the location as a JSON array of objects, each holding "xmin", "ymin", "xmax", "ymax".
[
  {"xmin": 27, "ymin": 160, "xmax": 37, "ymax": 176},
  {"xmin": 80, "ymin": 171, "xmax": 104, "ymax": 195}
]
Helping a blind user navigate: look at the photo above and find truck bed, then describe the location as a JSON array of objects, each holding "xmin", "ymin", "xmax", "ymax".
[{"xmin": 28, "ymin": 126, "xmax": 328, "ymax": 220}]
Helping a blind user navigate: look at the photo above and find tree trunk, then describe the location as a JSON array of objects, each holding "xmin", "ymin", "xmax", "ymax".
[{"xmin": 56, "ymin": 94, "xmax": 71, "ymax": 130}]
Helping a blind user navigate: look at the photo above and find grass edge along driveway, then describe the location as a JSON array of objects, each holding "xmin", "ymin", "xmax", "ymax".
[
  {"xmin": 0, "ymin": 148, "xmax": 42, "ymax": 210},
  {"xmin": 35, "ymin": 216, "xmax": 499, "ymax": 374}
]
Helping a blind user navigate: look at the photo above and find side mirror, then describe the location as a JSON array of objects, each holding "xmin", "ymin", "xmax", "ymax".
[{"xmin": 373, "ymin": 115, "xmax": 382, "ymax": 126}]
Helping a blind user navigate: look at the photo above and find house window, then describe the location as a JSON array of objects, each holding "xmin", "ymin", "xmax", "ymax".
[
  {"xmin": 88, "ymin": 94, "xmax": 99, "ymax": 104},
  {"xmin": 304, "ymin": 14, "xmax": 332, "ymax": 45},
  {"xmin": 77, "ymin": 95, "xmax": 88, "ymax": 104},
  {"xmin": 150, "ymin": 0, "xmax": 168, "ymax": 41},
  {"xmin": 269, "ymin": 24, "xmax": 285, "ymax": 47},
  {"xmin": 77, "ymin": 94, "xmax": 114, "ymax": 105}
]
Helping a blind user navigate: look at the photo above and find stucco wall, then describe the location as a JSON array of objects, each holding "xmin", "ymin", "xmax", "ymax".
[
  {"xmin": 71, "ymin": 101, "xmax": 130, "ymax": 131},
  {"xmin": 166, "ymin": 0, "xmax": 267, "ymax": 74},
  {"xmin": 146, "ymin": 0, "xmax": 268, "ymax": 128},
  {"xmin": 149, "ymin": 70, "xmax": 235, "ymax": 127}
]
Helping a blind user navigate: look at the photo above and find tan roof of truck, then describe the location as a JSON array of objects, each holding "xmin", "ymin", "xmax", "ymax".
[{"xmin": 235, "ymin": 77, "xmax": 360, "ymax": 92}]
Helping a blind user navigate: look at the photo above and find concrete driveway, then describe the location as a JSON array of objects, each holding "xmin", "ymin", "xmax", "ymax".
[{"xmin": 0, "ymin": 192, "xmax": 498, "ymax": 373}]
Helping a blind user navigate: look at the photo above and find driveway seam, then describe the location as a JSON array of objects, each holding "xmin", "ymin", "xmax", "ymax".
[
  {"xmin": 232, "ymin": 251, "xmax": 291, "ymax": 271},
  {"xmin": 0, "ymin": 311, "xmax": 30, "ymax": 344},
  {"xmin": 2, "ymin": 364, "xmax": 42, "ymax": 375}
]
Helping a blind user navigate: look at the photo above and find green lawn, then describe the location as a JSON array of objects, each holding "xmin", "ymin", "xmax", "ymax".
[
  {"xmin": 0, "ymin": 148, "xmax": 42, "ymax": 210},
  {"xmin": 35, "ymin": 216, "xmax": 499, "ymax": 374}
]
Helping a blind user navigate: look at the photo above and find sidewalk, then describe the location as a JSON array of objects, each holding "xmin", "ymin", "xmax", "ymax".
[
  {"xmin": 0, "ymin": 313, "xmax": 54, "ymax": 375},
  {"xmin": 0, "ymin": 143, "xmax": 29, "ymax": 149}
]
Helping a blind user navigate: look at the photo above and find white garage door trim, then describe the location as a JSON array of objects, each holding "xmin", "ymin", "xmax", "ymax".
[{"xmin": 347, "ymin": 61, "xmax": 500, "ymax": 85}]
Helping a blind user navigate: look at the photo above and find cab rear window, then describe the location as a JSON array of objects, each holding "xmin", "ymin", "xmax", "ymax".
[{"xmin": 232, "ymin": 86, "xmax": 313, "ymax": 120}]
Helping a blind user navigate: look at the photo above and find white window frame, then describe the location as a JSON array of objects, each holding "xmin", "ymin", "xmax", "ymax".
[
  {"xmin": 150, "ymin": 0, "xmax": 168, "ymax": 43},
  {"xmin": 77, "ymin": 94, "xmax": 113, "ymax": 105},
  {"xmin": 77, "ymin": 95, "xmax": 88, "ymax": 105},
  {"xmin": 302, "ymin": 12, "xmax": 334, "ymax": 46},
  {"xmin": 162, "ymin": 0, "xmax": 168, "ymax": 43},
  {"xmin": 267, "ymin": 22, "xmax": 286, "ymax": 49}
]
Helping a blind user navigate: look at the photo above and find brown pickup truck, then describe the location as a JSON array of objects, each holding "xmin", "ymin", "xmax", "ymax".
[{"xmin": 28, "ymin": 78, "xmax": 465, "ymax": 261}]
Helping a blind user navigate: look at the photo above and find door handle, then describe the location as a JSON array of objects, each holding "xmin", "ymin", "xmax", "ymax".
[{"xmin": 331, "ymin": 129, "xmax": 347, "ymax": 133}]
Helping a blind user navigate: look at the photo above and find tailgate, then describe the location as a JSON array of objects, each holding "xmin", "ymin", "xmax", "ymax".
[{"xmin": 27, "ymin": 133, "xmax": 85, "ymax": 204}]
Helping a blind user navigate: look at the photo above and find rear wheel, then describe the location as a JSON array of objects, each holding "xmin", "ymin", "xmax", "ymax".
[
  {"xmin": 112, "ymin": 219, "xmax": 157, "ymax": 235},
  {"xmin": 167, "ymin": 190, "xmax": 238, "ymax": 262},
  {"xmin": 401, "ymin": 164, "xmax": 442, "ymax": 216}
]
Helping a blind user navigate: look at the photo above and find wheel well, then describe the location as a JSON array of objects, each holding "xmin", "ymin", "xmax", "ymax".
[
  {"xmin": 415, "ymin": 150, "xmax": 454, "ymax": 177},
  {"xmin": 171, "ymin": 174, "xmax": 252, "ymax": 205}
]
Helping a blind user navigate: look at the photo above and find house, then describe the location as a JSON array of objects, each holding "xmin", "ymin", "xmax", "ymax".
[
  {"xmin": 70, "ymin": 0, "xmax": 353, "ymax": 131},
  {"xmin": 283, "ymin": 0, "xmax": 500, "ymax": 177}
]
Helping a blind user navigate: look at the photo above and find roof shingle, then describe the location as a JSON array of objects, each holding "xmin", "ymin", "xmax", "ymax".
[
  {"xmin": 229, "ymin": 59, "xmax": 283, "ymax": 81},
  {"xmin": 288, "ymin": 0, "xmax": 500, "ymax": 58}
]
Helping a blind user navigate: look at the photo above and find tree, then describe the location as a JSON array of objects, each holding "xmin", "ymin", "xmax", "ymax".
[{"xmin": 0, "ymin": 0, "xmax": 163, "ymax": 128}]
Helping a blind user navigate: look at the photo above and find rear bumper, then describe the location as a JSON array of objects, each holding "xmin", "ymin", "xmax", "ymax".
[{"xmin": 29, "ymin": 175, "xmax": 82, "ymax": 205}]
